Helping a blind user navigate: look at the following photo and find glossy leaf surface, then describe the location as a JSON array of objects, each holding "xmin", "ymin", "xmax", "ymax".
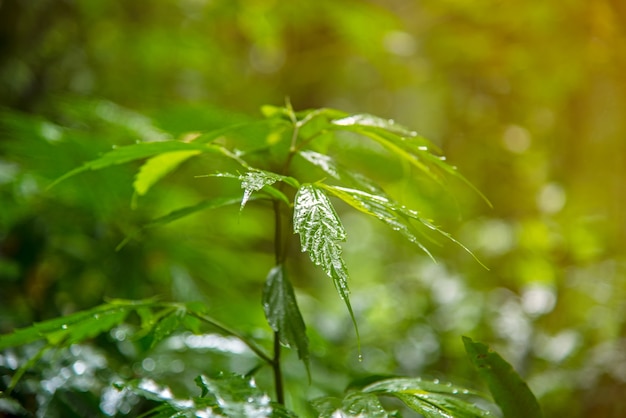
[
  {"xmin": 364, "ymin": 377, "xmax": 492, "ymax": 418},
  {"xmin": 293, "ymin": 184, "xmax": 358, "ymax": 338}
]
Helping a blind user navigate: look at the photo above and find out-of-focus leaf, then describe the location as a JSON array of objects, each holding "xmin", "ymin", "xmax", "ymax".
[
  {"xmin": 364, "ymin": 377, "xmax": 492, "ymax": 418},
  {"xmin": 0, "ymin": 302, "xmax": 149, "ymax": 350},
  {"xmin": 133, "ymin": 150, "xmax": 201, "ymax": 196},
  {"xmin": 144, "ymin": 196, "xmax": 244, "ymax": 227},
  {"xmin": 262, "ymin": 265, "xmax": 310, "ymax": 375},
  {"xmin": 49, "ymin": 141, "xmax": 225, "ymax": 188},
  {"xmin": 150, "ymin": 309, "xmax": 182, "ymax": 349},
  {"xmin": 312, "ymin": 392, "xmax": 392, "ymax": 418},
  {"xmin": 194, "ymin": 374, "xmax": 298, "ymax": 417},
  {"xmin": 463, "ymin": 337, "xmax": 543, "ymax": 418},
  {"xmin": 293, "ymin": 184, "xmax": 359, "ymax": 341}
]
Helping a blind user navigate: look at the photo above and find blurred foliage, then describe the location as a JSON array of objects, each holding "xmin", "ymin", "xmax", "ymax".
[{"xmin": 1, "ymin": 0, "xmax": 625, "ymax": 416}]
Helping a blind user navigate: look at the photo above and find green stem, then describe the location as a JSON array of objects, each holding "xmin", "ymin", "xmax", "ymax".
[
  {"xmin": 273, "ymin": 330, "xmax": 285, "ymax": 405},
  {"xmin": 189, "ymin": 311, "xmax": 273, "ymax": 365}
]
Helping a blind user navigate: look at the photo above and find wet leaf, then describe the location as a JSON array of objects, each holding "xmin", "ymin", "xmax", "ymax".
[
  {"xmin": 0, "ymin": 302, "xmax": 146, "ymax": 350},
  {"xmin": 239, "ymin": 169, "xmax": 298, "ymax": 210},
  {"xmin": 312, "ymin": 392, "xmax": 392, "ymax": 418},
  {"xmin": 364, "ymin": 377, "xmax": 492, "ymax": 418},
  {"xmin": 298, "ymin": 150, "xmax": 383, "ymax": 193},
  {"xmin": 263, "ymin": 265, "xmax": 310, "ymax": 375},
  {"xmin": 293, "ymin": 184, "xmax": 359, "ymax": 341},
  {"xmin": 463, "ymin": 337, "xmax": 543, "ymax": 418}
]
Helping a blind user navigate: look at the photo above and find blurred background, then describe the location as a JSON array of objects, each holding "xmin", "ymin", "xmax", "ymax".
[{"xmin": 1, "ymin": 0, "xmax": 625, "ymax": 416}]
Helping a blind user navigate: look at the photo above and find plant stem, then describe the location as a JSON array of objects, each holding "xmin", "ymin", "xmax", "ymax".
[
  {"xmin": 273, "ymin": 330, "xmax": 285, "ymax": 405},
  {"xmin": 272, "ymin": 198, "xmax": 286, "ymax": 404}
]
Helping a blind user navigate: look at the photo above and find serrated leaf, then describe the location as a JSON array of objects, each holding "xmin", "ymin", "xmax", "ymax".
[
  {"xmin": 330, "ymin": 114, "xmax": 491, "ymax": 206},
  {"xmin": 312, "ymin": 392, "xmax": 392, "ymax": 418},
  {"xmin": 320, "ymin": 184, "xmax": 436, "ymax": 261},
  {"xmin": 463, "ymin": 336, "xmax": 543, "ymax": 418},
  {"xmin": 364, "ymin": 378, "xmax": 492, "ymax": 418},
  {"xmin": 321, "ymin": 184, "xmax": 485, "ymax": 267},
  {"xmin": 49, "ymin": 141, "xmax": 225, "ymax": 188},
  {"xmin": 298, "ymin": 150, "xmax": 383, "ymax": 194},
  {"xmin": 262, "ymin": 265, "xmax": 310, "ymax": 375},
  {"xmin": 133, "ymin": 150, "xmax": 201, "ymax": 196},
  {"xmin": 239, "ymin": 169, "xmax": 298, "ymax": 210},
  {"xmin": 293, "ymin": 184, "xmax": 359, "ymax": 341}
]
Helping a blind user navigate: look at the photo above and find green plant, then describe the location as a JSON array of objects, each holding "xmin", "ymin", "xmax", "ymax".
[{"xmin": 0, "ymin": 103, "xmax": 541, "ymax": 417}]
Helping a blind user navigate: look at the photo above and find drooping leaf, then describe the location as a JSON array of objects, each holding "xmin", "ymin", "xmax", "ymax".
[
  {"xmin": 150, "ymin": 309, "xmax": 183, "ymax": 349},
  {"xmin": 330, "ymin": 114, "xmax": 491, "ymax": 206},
  {"xmin": 320, "ymin": 184, "xmax": 436, "ymax": 260},
  {"xmin": 133, "ymin": 150, "xmax": 201, "ymax": 196},
  {"xmin": 364, "ymin": 377, "xmax": 492, "ymax": 418},
  {"xmin": 463, "ymin": 337, "xmax": 543, "ymax": 418},
  {"xmin": 262, "ymin": 265, "xmax": 310, "ymax": 375},
  {"xmin": 312, "ymin": 392, "xmax": 393, "ymax": 418},
  {"xmin": 293, "ymin": 184, "xmax": 359, "ymax": 341},
  {"xmin": 49, "ymin": 141, "xmax": 226, "ymax": 188},
  {"xmin": 321, "ymin": 184, "xmax": 485, "ymax": 267}
]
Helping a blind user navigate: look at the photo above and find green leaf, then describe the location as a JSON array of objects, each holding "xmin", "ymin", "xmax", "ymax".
[
  {"xmin": 320, "ymin": 184, "xmax": 437, "ymax": 261},
  {"xmin": 144, "ymin": 196, "xmax": 244, "ymax": 227},
  {"xmin": 330, "ymin": 114, "xmax": 491, "ymax": 206},
  {"xmin": 321, "ymin": 184, "xmax": 485, "ymax": 267},
  {"xmin": 194, "ymin": 374, "xmax": 298, "ymax": 417},
  {"xmin": 49, "ymin": 141, "xmax": 225, "ymax": 188},
  {"xmin": 332, "ymin": 113, "xmax": 419, "ymax": 138},
  {"xmin": 150, "ymin": 309, "xmax": 183, "ymax": 348},
  {"xmin": 293, "ymin": 184, "xmax": 359, "ymax": 342},
  {"xmin": 463, "ymin": 336, "xmax": 543, "ymax": 418},
  {"xmin": 262, "ymin": 265, "xmax": 310, "ymax": 375},
  {"xmin": 298, "ymin": 150, "xmax": 383, "ymax": 193},
  {"xmin": 0, "ymin": 302, "xmax": 145, "ymax": 350},
  {"xmin": 133, "ymin": 150, "xmax": 201, "ymax": 196},
  {"xmin": 364, "ymin": 378, "xmax": 492, "ymax": 418},
  {"xmin": 239, "ymin": 169, "xmax": 299, "ymax": 210},
  {"xmin": 312, "ymin": 392, "xmax": 392, "ymax": 418}
]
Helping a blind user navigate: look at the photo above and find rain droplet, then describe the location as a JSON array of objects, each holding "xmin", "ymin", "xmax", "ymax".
[
  {"xmin": 462, "ymin": 389, "xmax": 469, "ymax": 394},
  {"xmin": 452, "ymin": 389, "xmax": 458, "ymax": 394},
  {"xmin": 61, "ymin": 324, "xmax": 68, "ymax": 330},
  {"xmin": 358, "ymin": 354, "xmax": 363, "ymax": 362},
  {"xmin": 433, "ymin": 378, "xmax": 440, "ymax": 384}
]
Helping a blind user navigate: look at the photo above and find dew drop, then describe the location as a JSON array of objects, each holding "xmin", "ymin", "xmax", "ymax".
[
  {"xmin": 358, "ymin": 354, "xmax": 363, "ymax": 363},
  {"xmin": 462, "ymin": 389, "xmax": 469, "ymax": 394},
  {"xmin": 433, "ymin": 378, "xmax": 440, "ymax": 384},
  {"xmin": 452, "ymin": 389, "xmax": 458, "ymax": 394},
  {"xmin": 61, "ymin": 324, "xmax": 68, "ymax": 330}
]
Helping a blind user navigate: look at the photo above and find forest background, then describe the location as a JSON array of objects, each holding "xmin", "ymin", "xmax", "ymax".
[{"xmin": 1, "ymin": 0, "xmax": 625, "ymax": 417}]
